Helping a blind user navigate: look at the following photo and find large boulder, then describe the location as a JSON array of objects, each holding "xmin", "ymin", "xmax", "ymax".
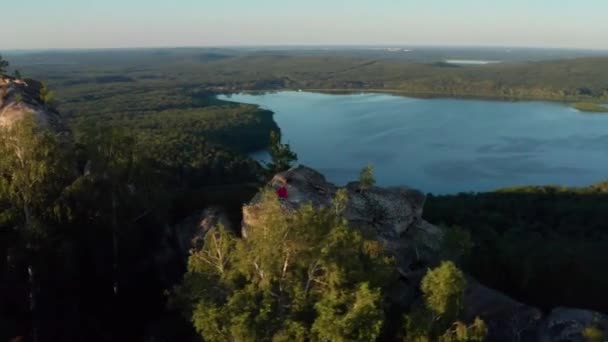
[
  {"xmin": 538, "ymin": 307, "xmax": 608, "ymax": 342},
  {"xmin": 242, "ymin": 165, "xmax": 443, "ymax": 272},
  {"xmin": 463, "ymin": 278, "xmax": 543, "ymax": 342},
  {"xmin": 0, "ymin": 76, "xmax": 70, "ymax": 137}
]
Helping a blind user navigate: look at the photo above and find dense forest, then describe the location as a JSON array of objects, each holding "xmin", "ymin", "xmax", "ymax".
[
  {"xmin": 6, "ymin": 48, "xmax": 608, "ymax": 108},
  {"xmin": 424, "ymin": 184, "xmax": 608, "ymax": 313},
  {"xmin": 0, "ymin": 55, "xmax": 278, "ymax": 341},
  {"xmin": 0, "ymin": 98, "xmax": 486, "ymax": 341},
  {"xmin": 3, "ymin": 49, "xmax": 608, "ymax": 341},
  {"xmin": 1, "ymin": 52, "xmax": 493, "ymax": 341}
]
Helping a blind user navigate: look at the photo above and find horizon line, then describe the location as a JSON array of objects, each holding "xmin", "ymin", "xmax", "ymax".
[{"xmin": 4, "ymin": 43, "xmax": 608, "ymax": 53}]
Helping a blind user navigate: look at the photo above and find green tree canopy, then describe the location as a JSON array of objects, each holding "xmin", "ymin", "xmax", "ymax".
[
  {"xmin": 0, "ymin": 55, "xmax": 8, "ymax": 74},
  {"xmin": 359, "ymin": 164, "xmax": 376, "ymax": 190},
  {"xmin": 174, "ymin": 188, "xmax": 396, "ymax": 341},
  {"xmin": 267, "ymin": 131, "xmax": 297, "ymax": 175},
  {"xmin": 404, "ymin": 261, "xmax": 486, "ymax": 342},
  {"xmin": 0, "ymin": 114, "xmax": 75, "ymax": 342},
  {"xmin": 0, "ymin": 114, "xmax": 73, "ymax": 235},
  {"xmin": 421, "ymin": 261, "xmax": 466, "ymax": 318},
  {"xmin": 39, "ymin": 82, "xmax": 55, "ymax": 106}
]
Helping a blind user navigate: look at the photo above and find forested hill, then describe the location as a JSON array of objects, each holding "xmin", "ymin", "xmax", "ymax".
[{"xmin": 7, "ymin": 48, "xmax": 608, "ymax": 104}]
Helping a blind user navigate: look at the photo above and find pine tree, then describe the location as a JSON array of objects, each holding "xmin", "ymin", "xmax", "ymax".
[
  {"xmin": 267, "ymin": 131, "xmax": 297, "ymax": 175},
  {"xmin": 404, "ymin": 261, "xmax": 487, "ymax": 342},
  {"xmin": 39, "ymin": 82, "xmax": 55, "ymax": 106},
  {"xmin": 0, "ymin": 55, "xmax": 8, "ymax": 74},
  {"xmin": 421, "ymin": 261, "xmax": 466, "ymax": 320},
  {"xmin": 359, "ymin": 164, "xmax": 376, "ymax": 191}
]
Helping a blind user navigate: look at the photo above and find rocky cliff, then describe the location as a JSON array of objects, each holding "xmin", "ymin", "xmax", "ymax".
[
  {"xmin": 0, "ymin": 75, "xmax": 70, "ymax": 137},
  {"xmin": 243, "ymin": 165, "xmax": 442, "ymax": 273},
  {"xmin": 236, "ymin": 165, "xmax": 608, "ymax": 342}
]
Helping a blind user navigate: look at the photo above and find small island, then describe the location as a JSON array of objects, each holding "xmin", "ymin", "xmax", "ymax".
[{"xmin": 573, "ymin": 102, "xmax": 608, "ymax": 113}]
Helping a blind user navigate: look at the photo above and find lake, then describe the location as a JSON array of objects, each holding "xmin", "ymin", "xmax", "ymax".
[{"xmin": 219, "ymin": 92, "xmax": 608, "ymax": 194}]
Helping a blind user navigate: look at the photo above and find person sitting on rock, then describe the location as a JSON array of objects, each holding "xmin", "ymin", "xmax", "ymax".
[{"xmin": 277, "ymin": 185, "xmax": 288, "ymax": 199}]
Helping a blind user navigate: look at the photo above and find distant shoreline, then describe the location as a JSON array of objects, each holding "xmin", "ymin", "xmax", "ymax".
[{"xmin": 225, "ymin": 88, "xmax": 607, "ymax": 107}]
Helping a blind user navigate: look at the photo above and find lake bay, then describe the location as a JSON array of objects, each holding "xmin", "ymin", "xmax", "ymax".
[{"xmin": 220, "ymin": 92, "xmax": 608, "ymax": 194}]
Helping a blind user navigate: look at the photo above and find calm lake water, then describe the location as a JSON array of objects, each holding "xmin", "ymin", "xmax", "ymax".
[{"xmin": 219, "ymin": 92, "xmax": 608, "ymax": 194}]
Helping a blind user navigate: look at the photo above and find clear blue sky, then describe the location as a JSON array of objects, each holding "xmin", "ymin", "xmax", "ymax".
[{"xmin": 3, "ymin": 0, "xmax": 607, "ymax": 50}]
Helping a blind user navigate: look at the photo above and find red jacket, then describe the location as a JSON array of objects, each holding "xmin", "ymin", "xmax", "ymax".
[{"xmin": 277, "ymin": 186, "xmax": 288, "ymax": 199}]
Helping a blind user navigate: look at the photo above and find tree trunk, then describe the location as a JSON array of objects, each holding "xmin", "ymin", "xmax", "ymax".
[
  {"xmin": 24, "ymin": 204, "xmax": 39, "ymax": 342},
  {"xmin": 112, "ymin": 193, "xmax": 119, "ymax": 296},
  {"xmin": 28, "ymin": 263, "xmax": 38, "ymax": 342}
]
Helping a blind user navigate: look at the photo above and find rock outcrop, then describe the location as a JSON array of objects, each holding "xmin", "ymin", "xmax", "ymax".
[
  {"xmin": 242, "ymin": 165, "xmax": 608, "ymax": 342},
  {"xmin": 243, "ymin": 165, "xmax": 443, "ymax": 273},
  {"xmin": 463, "ymin": 278, "xmax": 543, "ymax": 341},
  {"xmin": 174, "ymin": 207, "xmax": 232, "ymax": 257},
  {"xmin": 538, "ymin": 307, "xmax": 608, "ymax": 342},
  {"xmin": 0, "ymin": 75, "xmax": 70, "ymax": 137}
]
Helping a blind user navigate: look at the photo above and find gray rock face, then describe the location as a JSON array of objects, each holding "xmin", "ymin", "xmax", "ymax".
[
  {"xmin": 174, "ymin": 207, "xmax": 232, "ymax": 257},
  {"xmin": 538, "ymin": 307, "xmax": 607, "ymax": 342},
  {"xmin": 0, "ymin": 76, "xmax": 70, "ymax": 136},
  {"xmin": 242, "ymin": 165, "xmax": 443, "ymax": 271},
  {"xmin": 463, "ymin": 278, "xmax": 543, "ymax": 342}
]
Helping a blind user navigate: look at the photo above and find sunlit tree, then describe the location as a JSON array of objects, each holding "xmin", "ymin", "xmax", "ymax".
[
  {"xmin": 0, "ymin": 114, "xmax": 73, "ymax": 342},
  {"xmin": 175, "ymin": 188, "xmax": 396, "ymax": 341}
]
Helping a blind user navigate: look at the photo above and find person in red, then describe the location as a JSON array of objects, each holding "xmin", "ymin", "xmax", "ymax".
[{"xmin": 277, "ymin": 185, "xmax": 288, "ymax": 199}]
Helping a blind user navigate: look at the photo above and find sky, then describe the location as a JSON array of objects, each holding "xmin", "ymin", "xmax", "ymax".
[{"xmin": 2, "ymin": 0, "xmax": 608, "ymax": 50}]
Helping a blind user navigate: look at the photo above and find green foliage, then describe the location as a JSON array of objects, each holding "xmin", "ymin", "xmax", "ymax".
[
  {"xmin": 440, "ymin": 226, "xmax": 473, "ymax": 265},
  {"xmin": 0, "ymin": 54, "xmax": 8, "ymax": 74},
  {"xmin": 440, "ymin": 318, "xmax": 488, "ymax": 342},
  {"xmin": 359, "ymin": 164, "xmax": 376, "ymax": 190},
  {"xmin": 0, "ymin": 114, "xmax": 78, "ymax": 341},
  {"xmin": 582, "ymin": 316, "xmax": 605, "ymax": 342},
  {"xmin": 405, "ymin": 261, "xmax": 470, "ymax": 342},
  {"xmin": 421, "ymin": 261, "xmax": 466, "ymax": 318},
  {"xmin": 573, "ymin": 102, "xmax": 608, "ymax": 113},
  {"xmin": 312, "ymin": 282, "xmax": 384, "ymax": 342},
  {"xmin": 267, "ymin": 131, "xmax": 298, "ymax": 175},
  {"xmin": 176, "ymin": 189, "xmax": 396, "ymax": 341},
  {"xmin": 403, "ymin": 305, "xmax": 434, "ymax": 342},
  {"xmin": 14, "ymin": 69, "xmax": 22, "ymax": 79},
  {"xmin": 583, "ymin": 325, "xmax": 604, "ymax": 342},
  {"xmin": 0, "ymin": 114, "xmax": 73, "ymax": 234},
  {"xmin": 425, "ymin": 186, "xmax": 608, "ymax": 311},
  {"xmin": 39, "ymin": 82, "xmax": 55, "ymax": 106},
  {"xmin": 404, "ymin": 262, "xmax": 474, "ymax": 342},
  {"xmin": 332, "ymin": 188, "xmax": 349, "ymax": 215}
]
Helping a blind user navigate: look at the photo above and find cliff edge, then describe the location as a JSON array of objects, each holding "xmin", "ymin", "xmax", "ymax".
[
  {"xmin": 239, "ymin": 165, "xmax": 607, "ymax": 342},
  {"xmin": 0, "ymin": 75, "xmax": 70, "ymax": 137}
]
